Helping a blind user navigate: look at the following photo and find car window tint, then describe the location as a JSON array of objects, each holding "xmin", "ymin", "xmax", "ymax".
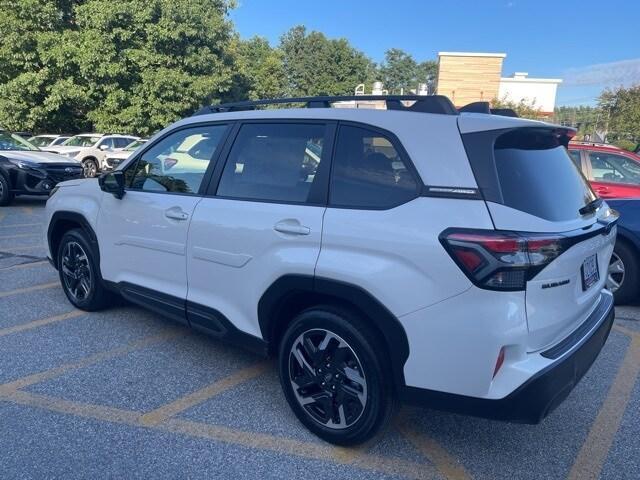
[
  {"xmin": 216, "ymin": 123, "xmax": 325, "ymax": 203},
  {"xmin": 127, "ymin": 125, "xmax": 226, "ymax": 194},
  {"xmin": 587, "ymin": 151, "xmax": 640, "ymax": 185},
  {"xmin": 568, "ymin": 149, "xmax": 582, "ymax": 169},
  {"xmin": 329, "ymin": 125, "xmax": 418, "ymax": 208}
]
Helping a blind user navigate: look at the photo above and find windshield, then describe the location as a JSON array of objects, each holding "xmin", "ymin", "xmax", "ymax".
[
  {"xmin": 0, "ymin": 132, "xmax": 39, "ymax": 151},
  {"xmin": 28, "ymin": 136, "xmax": 55, "ymax": 147},
  {"xmin": 63, "ymin": 136, "xmax": 102, "ymax": 147},
  {"xmin": 125, "ymin": 140, "xmax": 145, "ymax": 151}
]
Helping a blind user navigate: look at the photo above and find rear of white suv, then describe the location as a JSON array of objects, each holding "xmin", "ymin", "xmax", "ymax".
[{"xmin": 44, "ymin": 96, "xmax": 616, "ymax": 445}]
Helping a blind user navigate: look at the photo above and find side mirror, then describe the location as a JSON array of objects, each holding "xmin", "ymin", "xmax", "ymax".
[
  {"xmin": 98, "ymin": 171, "xmax": 125, "ymax": 199},
  {"xmin": 99, "ymin": 144, "xmax": 110, "ymax": 151}
]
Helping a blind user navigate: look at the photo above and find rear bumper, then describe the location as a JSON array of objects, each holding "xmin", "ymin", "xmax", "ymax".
[{"xmin": 401, "ymin": 290, "xmax": 614, "ymax": 423}]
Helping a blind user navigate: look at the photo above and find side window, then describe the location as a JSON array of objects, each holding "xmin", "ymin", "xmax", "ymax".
[
  {"xmin": 99, "ymin": 138, "xmax": 114, "ymax": 149},
  {"xmin": 587, "ymin": 151, "xmax": 640, "ymax": 185},
  {"xmin": 114, "ymin": 138, "xmax": 130, "ymax": 148},
  {"xmin": 330, "ymin": 125, "xmax": 418, "ymax": 208},
  {"xmin": 216, "ymin": 123, "xmax": 325, "ymax": 203},
  {"xmin": 126, "ymin": 124, "xmax": 227, "ymax": 194},
  {"xmin": 568, "ymin": 150, "xmax": 582, "ymax": 169}
]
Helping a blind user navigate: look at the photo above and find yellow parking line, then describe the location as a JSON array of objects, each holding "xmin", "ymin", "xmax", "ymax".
[
  {"xmin": 21, "ymin": 207, "xmax": 35, "ymax": 215},
  {"xmin": 0, "ymin": 244, "xmax": 43, "ymax": 252},
  {"xmin": 0, "ymin": 329, "xmax": 183, "ymax": 394},
  {"xmin": 0, "ymin": 233, "xmax": 40, "ymax": 240},
  {"xmin": 0, "ymin": 281, "xmax": 58, "ymax": 298},
  {"xmin": 0, "ymin": 211, "xmax": 5, "ymax": 223},
  {"xmin": 0, "ymin": 310, "xmax": 83, "ymax": 338},
  {"xmin": 0, "ymin": 222, "xmax": 42, "ymax": 229},
  {"xmin": 396, "ymin": 411, "xmax": 471, "ymax": 480},
  {"xmin": 613, "ymin": 324, "xmax": 640, "ymax": 340},
  {"xmin": 140, "ymin": 362, "xmax": 270, "ymax": 426},
  {"xmin": 161, "ymin": 418, "xmax": 440, "ymax": 479},
  {"xmin": 0, "ymin": 260, "xmax": 50, "ymax": 271},
  {"xmin": 0, "ymin": 387, "xmax": 442, "ymax": 479},
  {"xmin": 568, "ymin": 336, "xmax": 640, "ymax": 480}
]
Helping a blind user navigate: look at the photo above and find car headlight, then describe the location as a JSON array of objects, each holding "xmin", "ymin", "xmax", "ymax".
[
  {"xmin": 8, "ymin": 159, "xmax": 37, "ymax": 169},
  {"xmin": 65, "ymin": 151, "xmax": 80, "ymax": 158}
]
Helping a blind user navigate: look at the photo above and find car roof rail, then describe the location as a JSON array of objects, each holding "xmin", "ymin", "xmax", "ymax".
[
  {"xmin": 458, "ymin": 101, "xmax": 519, "ymax": 118},
  {"xmin": 192, "ymin": 95, "xmax": 459, "ymax": 116}
]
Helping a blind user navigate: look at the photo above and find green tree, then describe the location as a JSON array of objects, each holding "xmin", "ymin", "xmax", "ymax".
[
  {"xmin": 0, "ymin": 0, "xmax": 237, "ymax": 136},
  {"xmin": 491, "ymin": 95, "xmax": 542, "ymax": 120},
  {"xmin": 599, "ymin": 85, "xmax": 640, "ymax": 145},
  {"xmin": 225, "ymin": 36, "xmax": 286, "ymax": 101},
  {"xmin": 279, "ymin": 25, "xmax": 375, "ymax": 97},
  {"xmin": 378, "ymin": 48, "xmax": 436, "ymax": 94}
]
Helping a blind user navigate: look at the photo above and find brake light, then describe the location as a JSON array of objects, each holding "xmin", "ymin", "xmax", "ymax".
[{"xmin": 440, "ymin": 228, "xmax": 568, "ymax": 291}]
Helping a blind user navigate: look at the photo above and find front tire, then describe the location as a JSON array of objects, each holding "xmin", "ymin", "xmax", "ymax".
[
  {"xmin": 57, "ymin": 229, "xmax": 112, "ymax": 311},
  {"xmin": 608, "ymin": 240, "xmax": 639, "ymax": 305},
  {"xmin": 278, "ymin": 306, "xmax": 394, "ymax": 445},
  {"xmin": 82, "ymin": 158, "xmax": 98, "ymax": 178},
  {"xmin": 0, "ymin": 174, "xmax": 14, "ymax": 206}
]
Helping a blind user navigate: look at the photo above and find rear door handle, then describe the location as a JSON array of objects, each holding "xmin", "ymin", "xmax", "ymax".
[
  {"xmin": 165, "ymin": 207, "xmax": 189, "ymax": 221},
  {"xmin": 274, "ymin": 222, "xmax": 310, "ymax": 235}
]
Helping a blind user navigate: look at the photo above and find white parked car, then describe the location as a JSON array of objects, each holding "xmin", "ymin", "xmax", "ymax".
[
  {"xmin": 27, "ymin": 134, "xmax": 71, "ymax": 148},
  {"xmin": 44, "ymin": 96, "xmax": 617, "ymax": 445},
  {"xmin": 102, "ymin": 139, "xmax": 148, "ymax": 171},
  {"xmin": 47, "ymin": 133, "xmax": 138, "ymax": 177}
]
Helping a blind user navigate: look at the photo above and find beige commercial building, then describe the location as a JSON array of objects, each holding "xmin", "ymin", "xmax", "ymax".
[{"xmin": 436, "ymin": 52, "xmax": 562, "ymax": 114}]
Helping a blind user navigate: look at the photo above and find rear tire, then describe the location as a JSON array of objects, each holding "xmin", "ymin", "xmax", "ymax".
[
  {"xmin": 57, "ymin": 229, "xmax": 113, "ymax": 311},
  {"xmin": 609, "ymin": 240, "xmax": 639, "ymax": 305},
  {"xmin": 0, "ymin": 174, "xmax": 14, "ymax": 206},
  {"xmin": 278, "ymin": 305, "xmax": 394, "ymax": 445}
]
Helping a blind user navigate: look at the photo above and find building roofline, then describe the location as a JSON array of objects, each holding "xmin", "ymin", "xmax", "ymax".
[
  {"xmin": 500, "ymin": 77, "xmax": 563, "ymax": 84},
  {"xmin": 438, "ymin": 51, "xmax": 507, "ymax": 58}
]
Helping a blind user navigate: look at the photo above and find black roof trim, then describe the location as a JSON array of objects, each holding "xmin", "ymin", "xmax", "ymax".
[
  {"xmin": 193, "ymin": 95, "xmax": 459, "ymax": 116},
  {"xmin": 458, "ymin": 101, "xmax": 519, "ymax": 118}
]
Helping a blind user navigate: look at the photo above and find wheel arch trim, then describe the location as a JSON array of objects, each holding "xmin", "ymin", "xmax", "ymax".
[
  {"xmin": 47, "ymin": 211, "xmax": 100, "ymax": 269},
  {"xmin": 258, "ymin": 274, "xmax": 411, "ymax": 390}
]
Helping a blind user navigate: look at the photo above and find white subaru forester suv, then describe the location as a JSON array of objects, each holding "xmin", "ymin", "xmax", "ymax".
[{"xmin": 44, "ymin": 96, "xmax": 617, "ymax": 445}]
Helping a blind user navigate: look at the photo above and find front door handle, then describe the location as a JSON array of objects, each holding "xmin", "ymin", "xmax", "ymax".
[
  {"xmin": 274, "ymin": 221, "xmax": 310, "ymax": 235},
  {"xmin": 165, "ymin": 207, "xmax": 189, "ymax": 221}
]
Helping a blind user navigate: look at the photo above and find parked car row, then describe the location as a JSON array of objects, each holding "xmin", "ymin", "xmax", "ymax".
[{"xmin": 0, "ymin": 131, "xmax": 144, "ymax": 206}]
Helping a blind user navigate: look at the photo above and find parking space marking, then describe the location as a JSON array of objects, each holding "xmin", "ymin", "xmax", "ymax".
[
  {"xmin": 0, "ymin": 309, "xmax": 83, "ymax": 338},
  {"xmin": 140, "ymin": 361, "xmax": 270, "ymax": 426},
  {"xmin": 0, "ymin": 281, "xmax": 58, "ymax": 298},
  {"xmin": 0, "ymin": 233, "xmax": 40, "ymax": 240},
  {"xmin": 568, "ymin": 335, "xmax": 640, "ymax": 480},
  {"xmin": 614, "ymin": 324, "xmax": 640, "ymax": 340},
  {"xmin": 20, "ymin": 207, "xmax": 35, "ymax": 216},
  {"xmin": 0, "ymin": 222, "xmax": 42, "ymax": 229},
  {"xmin": 162, "ymin": 418, "xmax": 441, "ymax": 479},
  {"xmin": 0, "ymin": 386, "xmax": 442, "ymax": 479},
  {"xmin": 0, "ymin": 244, "xmax": 43, "ymax": 253},
  {"xmin": 0, "ymin": 329, "xmax": 184, "ymax": 394},
  {"xmin": 0, "ymin": 260, "xmax": 49, "ymax": 271},
  {"xmin": 0, "ymin": 211, "xmax": 5, "ymax": 223},
  {"xmin": 396, "ymin": 412, "xmax": 470, "ymax": 480}
]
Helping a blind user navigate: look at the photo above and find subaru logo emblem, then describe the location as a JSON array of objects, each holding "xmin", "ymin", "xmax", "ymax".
[{"xmin": 65, "ymin": 167, "xmax": 74, "ymax": 174}]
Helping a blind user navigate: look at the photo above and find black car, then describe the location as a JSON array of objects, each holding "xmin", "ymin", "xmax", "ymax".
[
  {"xmin": 606, "ymin": 199, "xmax": 640, "ymax": 304},
  {"xmin": 0, "ymin": 131, "xmax": 84, "ymax": 206}
]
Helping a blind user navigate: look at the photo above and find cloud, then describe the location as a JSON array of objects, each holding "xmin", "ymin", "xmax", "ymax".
[{"xmin": 563, "ymin": 58, "xmax": 640, "ymax": 88}]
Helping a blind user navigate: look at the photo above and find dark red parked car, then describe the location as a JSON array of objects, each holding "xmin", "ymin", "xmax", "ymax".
[{"xmin": 568, "ymin": 142, "xmax": 640, "ymax": 199}]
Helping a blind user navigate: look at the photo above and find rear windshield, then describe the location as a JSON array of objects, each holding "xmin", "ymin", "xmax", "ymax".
[{"xmin": 493, "ymin": 129, "xmax": 595, "ymax": 221}]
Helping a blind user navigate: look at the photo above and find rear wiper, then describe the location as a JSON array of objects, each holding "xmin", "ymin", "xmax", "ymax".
[{"xmin": 579, "ymin": 198, "xmax": 603, "ymax": 216}]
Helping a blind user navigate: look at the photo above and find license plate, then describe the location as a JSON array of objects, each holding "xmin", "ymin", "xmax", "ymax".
[{"xmin": 581, "ymin": 254, "xmax": 599, "ymax": 291}]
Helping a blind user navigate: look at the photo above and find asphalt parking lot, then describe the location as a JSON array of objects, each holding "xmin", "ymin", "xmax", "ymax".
[{"xmin": 1, "ymin": 197, "xmax": 639, "ymax": 480}]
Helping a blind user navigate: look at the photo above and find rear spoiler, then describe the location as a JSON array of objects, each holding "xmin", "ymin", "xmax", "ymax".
[{"xmin": 459, "ymin": 101, "xmax": 519, "ymax": 118}]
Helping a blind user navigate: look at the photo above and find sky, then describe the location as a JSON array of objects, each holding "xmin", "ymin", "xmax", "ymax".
[{"xmin": 230, "ymin": 0, "xmax": 640, "ymax": 106}]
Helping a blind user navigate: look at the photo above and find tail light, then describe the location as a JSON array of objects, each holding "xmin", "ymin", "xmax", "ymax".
[{"xmin": 439, "ymin": 228, "xmax": 568, "ymax": 291}]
